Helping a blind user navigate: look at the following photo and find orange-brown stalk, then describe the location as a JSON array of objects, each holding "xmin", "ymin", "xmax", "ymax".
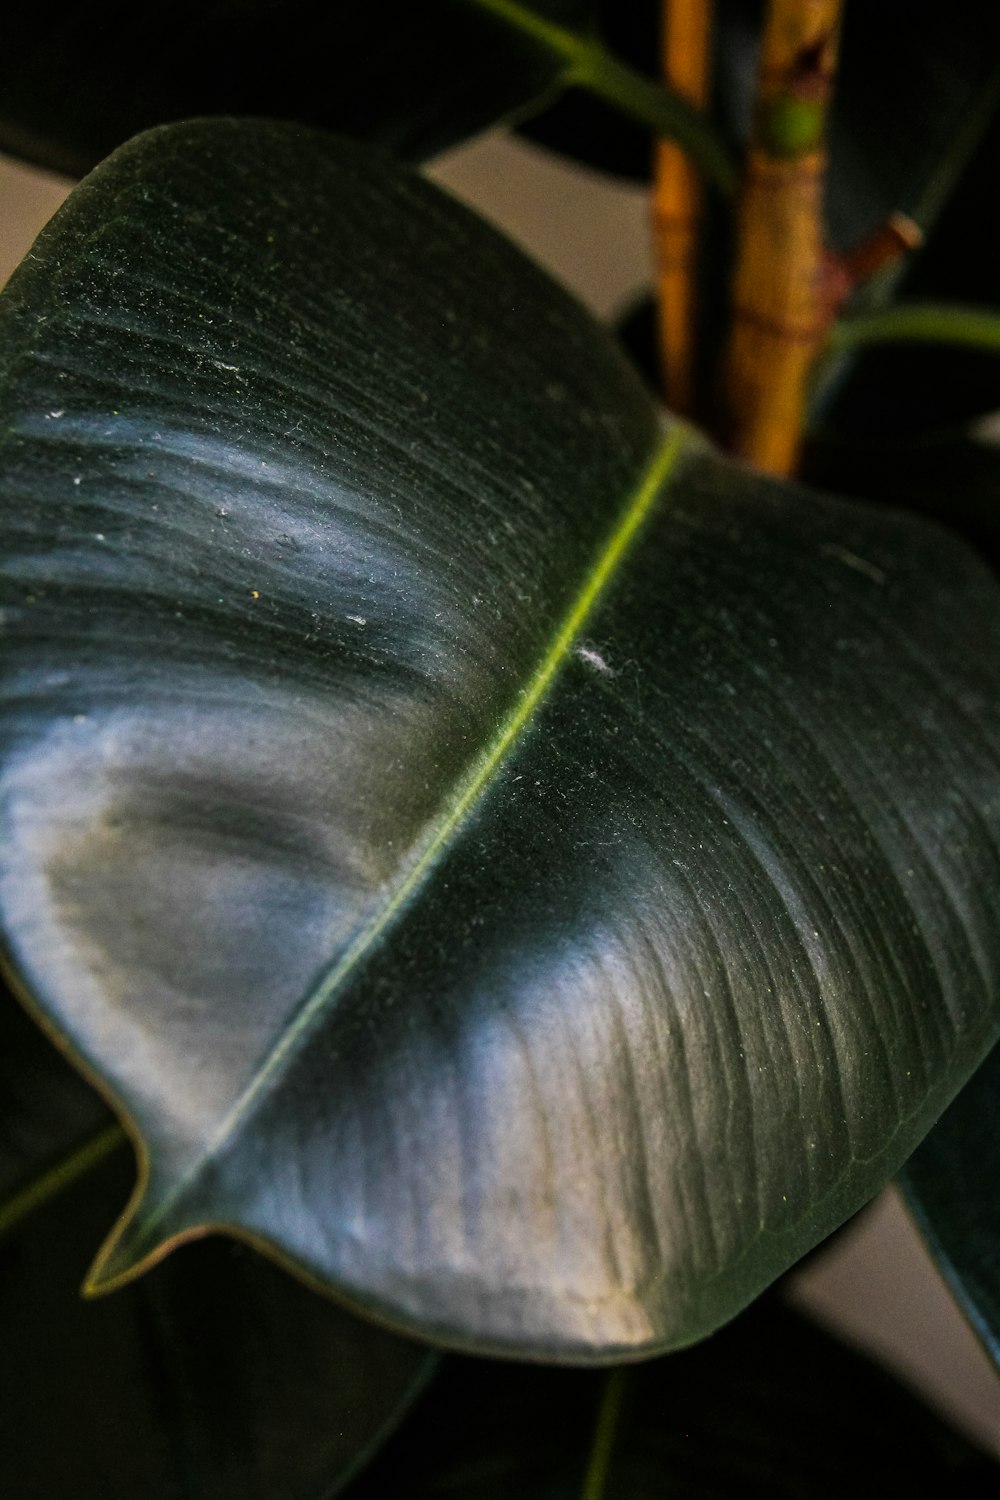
[
  {"xmin": 654, "ymin": 0, "xmax": 713, "ymax": 415},
  {"xmin": 722, "ymin": 0, "xmax": 843, "ymax": 475}
]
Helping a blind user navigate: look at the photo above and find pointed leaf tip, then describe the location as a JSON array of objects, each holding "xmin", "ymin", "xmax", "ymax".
[{"xmin": 82, "ymin": 1185, "xmax": 192, "ymax": 1298}]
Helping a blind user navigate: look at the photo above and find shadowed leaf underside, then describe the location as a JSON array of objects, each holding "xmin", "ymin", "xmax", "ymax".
[
  {"xmin": 0, "ymin": 0, "xmax": 594, "ymax": 176},
  {"xmin": 0, "ymin": 983, "xmax": 432, "ymax": 1499}
]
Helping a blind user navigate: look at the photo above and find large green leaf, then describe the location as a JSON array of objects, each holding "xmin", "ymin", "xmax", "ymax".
[
  {"xmin": 0, "ymin": 1155, "xmax": 434, "ymax": 1499},
  {"xmin": 1, "ymin": 119, "xmax": 998, "ymax": 1360},
  {"xmin": 899, "ymin": 1043, "xmax": 1000, "ymax": 1370},
  {"xmin": 0, "ymin": 982, "xmax": 433, "ymax": 1499},
  {"xmin": 350, "ymin": 1302, "xmax": 999, "ymax": 1497},
  {"xmin": 0, "ymin": 0, "xmax": 593, "ymax": 176}
]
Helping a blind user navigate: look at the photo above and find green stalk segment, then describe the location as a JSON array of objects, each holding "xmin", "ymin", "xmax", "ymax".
[
  {"xmin": 828, "ymin": 302, "xmax": 1000, "ymax": 356},
  {"xmin": 581, "ymin": 1366, "xmax": 629, "ymax": 1500},
  {"xmin": 0, "ymin": 1122, "xmax": 126, "ymax": 1244},
  {"xmin": 468, "ymin": 0, "xmax": 738, "ymax": 193}
]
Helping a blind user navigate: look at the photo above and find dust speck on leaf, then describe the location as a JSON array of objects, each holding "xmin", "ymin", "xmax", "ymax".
[
  {"xmin": 820, "ymin": 542, "xmax": 886, "ymax": 585},
  {"xmin": 576, "ymin": 645, "xmax": 613, "ymax": 675}
]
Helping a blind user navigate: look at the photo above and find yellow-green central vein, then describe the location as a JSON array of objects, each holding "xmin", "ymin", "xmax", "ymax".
[
  {"xmin": 259, "ymin": 423, "xmax": 684, "ymax": 1057},
  {"xmin": 99, "ymin": 422, "xmax": 688, "ymax": 1273}
]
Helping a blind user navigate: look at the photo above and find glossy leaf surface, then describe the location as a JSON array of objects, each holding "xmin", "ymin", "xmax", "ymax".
[
  {"xmin": 0, "ymin": 1156, "xmax": 433, "ymax": 1499},
  {"xmin": 351, "ymin": 1301, "xmax": 1000, "ymax": 1497},
  {"xmin": 0, "ymin": 984, "xmax": 433, "ymax": 1499},
  {"xmin": 899, "ymin": 1043, "xmax": 1000, "ymax": 1370},
  {"xmin": 0, "ymin": 0, "xmax": 593, "ymax": 176},
  {"xmin": 1, "ymin": 120, "xmax": 999, "ymax": 1359}
]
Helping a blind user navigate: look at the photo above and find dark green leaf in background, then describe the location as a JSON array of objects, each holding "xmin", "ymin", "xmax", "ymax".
[
  {"xmin": 0, "ymin": 982, "xmax": 434, "ymax": 1500},
  {"xmin": 349, "ymin": 1301, "xmax": 999, "ymax": 1498},
  {"xmin": 814, "ymin": 93, "xmax": 1000, "ymax": 461},
  {"xmin": 899, "ymin": 1042, "xmax": 1000, "ymax": 1371},
  {"xmin": 1, "ymin": 119, "xmax": 998, "ymax": 1361},
  {"xmin": 801, "ymin": 426, "xmax": 1000, "ymax": 573},
  {"xmin": 821, "ymin": 0, "xmax": 1000, "ymax": 250},
  {"xmin": 0, "ymin": 0, "xmax": 594, "ymax": 177},
  {"xmin": 804, "ymin": 84, "xmax": 1000, "ymax": 572},
  {"xmin": 0, "ymin": 1156, "xmax": 434, "ymax": 1500}
]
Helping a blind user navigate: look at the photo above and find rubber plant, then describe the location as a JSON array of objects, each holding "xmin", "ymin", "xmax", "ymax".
[{"xmin": 1, "ymin": 0, "xmax": 999, "ymax": 1493}]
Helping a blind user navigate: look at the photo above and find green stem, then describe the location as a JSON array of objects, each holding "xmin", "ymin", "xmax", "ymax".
[
  {"xmin": 581, "ymin": 1366, "xmax": 628, "ymax": 1500},
  {"xmin": 828, "ymin": 302, "xmax": 1000, "ymax": 357},
  {"xmin": 575, "ymin": 46, "xmax": 737, "ymax": 194},
  {"xmin": 0, "ymin": 1122, "xmax": 126, "ymax": 1243},
  {"xmin": 468, "ymin": 0, "xmax": 737, "ymax": 193}
]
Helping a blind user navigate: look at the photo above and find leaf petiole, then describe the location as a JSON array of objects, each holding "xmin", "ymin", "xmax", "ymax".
[
  {"xmin": 467, "ymin": 0, "xmax": 737, "ymax": 193},
  {"xmin": 581, "ymin": 1365, "xmax": 629, "ymax": 1500},
  {"xmin": 0, "ymin": 1122, "xmax": 126, "ymax": 1244},
  {"xmin": 827, "ymin": 302, "xmax": 1000, "ymax": 357}
]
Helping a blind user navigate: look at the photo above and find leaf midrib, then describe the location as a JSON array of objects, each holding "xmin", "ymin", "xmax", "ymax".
[{"xmin": 100, "ymin": 422, "xmax": 690, "ymax": 1274}]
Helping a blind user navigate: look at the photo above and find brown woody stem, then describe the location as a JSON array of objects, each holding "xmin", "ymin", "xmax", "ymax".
[
  {"xmin": 839, "ymin": 212, "xmax": 923, "ymax": 290},
  {"xmin": 654, "ymin": 0, "xmax": 714, "ymax": 415},
  {"xmin": 721, "ymin": 0, "xmax": 843, "ymax": 475}
]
